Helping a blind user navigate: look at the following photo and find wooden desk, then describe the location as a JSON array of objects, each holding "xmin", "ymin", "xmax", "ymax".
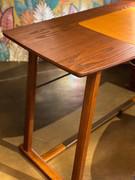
[{"xmin": 3, "ymin": 1, "xmax": 135, "ymax": 179}]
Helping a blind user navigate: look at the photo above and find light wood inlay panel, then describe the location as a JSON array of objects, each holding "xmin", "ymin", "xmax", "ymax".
[{"xmin": 80, "ymin": 7, "xmax": 135, "ymax": 45}]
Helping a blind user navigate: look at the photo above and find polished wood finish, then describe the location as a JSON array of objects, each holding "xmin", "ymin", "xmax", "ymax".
[
  {"xmin": 3, "ymin": 1, "xmax": 135, "ymax": 179},
  {"xmin": 21, "ymin": 52, "xmax": 63, "ymax": 179},
  {"xmin": 72, "ymin": 72, "xmax": 101, "ymax": 180},
  {"xmin": 41, "ymin": 144, "xmax": 66, "ymax": 162},
  {"xmin": 23, "ymin": 52, "xmax": 37, "ymax": 151},
  {"xmin": 3, "ymin": 1, "xmax": 135, "ymax": 77},
  {"xmin": 20, "ymin": 145, "xmax": 62, "ymax": 180}
]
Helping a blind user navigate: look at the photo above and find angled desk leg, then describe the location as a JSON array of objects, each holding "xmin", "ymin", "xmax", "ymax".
[
  {"xmin": 23, "ymin": 52, "xmax": 37, "ymax": 152},
  {"xmin": 19, "ymin": 51, "xmax": 101, "ymax": 179},
  {"xmin": 20, "ymin": 52, "xmax": 62, "ymax": 180},
  {"xmin": 72, "ymin": 72, "xmax": 101, "ymax": 180}
]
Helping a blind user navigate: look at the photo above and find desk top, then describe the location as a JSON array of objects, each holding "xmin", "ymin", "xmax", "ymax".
[{"xmin": 3, "ymin": 1, "xmax": 135, "ymax": 77}]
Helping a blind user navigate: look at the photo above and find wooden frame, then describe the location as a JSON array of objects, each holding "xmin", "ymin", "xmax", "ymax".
[
  {"xmin": 4, "ymin": 2, "xmax": 135, "ymax": 179},
  {"xmin": 20, "ymin": 52, "xmax": 101, "ymax": 179}
]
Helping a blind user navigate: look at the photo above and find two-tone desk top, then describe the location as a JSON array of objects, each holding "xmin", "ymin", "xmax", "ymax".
[
  {"xmin": 4, "ymin": 2, "xmax": 135, "ymax": 179},
  {"xmin": 3, "ymin": 1, "xmax": 135, "ymax": 77}
]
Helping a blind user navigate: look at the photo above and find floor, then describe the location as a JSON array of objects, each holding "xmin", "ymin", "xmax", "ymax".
[{"xmin": 0, "ymin": 62, "xmax": 135, "ymax": 180}]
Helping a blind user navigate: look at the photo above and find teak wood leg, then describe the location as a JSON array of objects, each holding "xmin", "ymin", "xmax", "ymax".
[
  {"xmin": 20, "ymin": 52, "xmax": 62, "ymax": 179},
  {"xmin": 72, "ymin": 72, "xmax": 101, "ymax": 180},
  {"xmin": 23, "ymin": 52, "xmax": 37, "ymax": 151},
  {"xmin": 20, "ymin": 51, "xmax": 101, "ymax": 180}
]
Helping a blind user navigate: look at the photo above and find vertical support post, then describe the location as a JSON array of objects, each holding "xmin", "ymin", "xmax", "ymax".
[
  {"xmin": 23, "ymin": 52, "xmax": 38, "ymax": 152},
  {"xmin": 72, "ymin": 72, "xmax": 101, "ymax": 180}
]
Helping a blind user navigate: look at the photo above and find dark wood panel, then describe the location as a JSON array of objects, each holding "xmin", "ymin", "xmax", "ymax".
[{"xmin": 3, "ymin": 1, "xmax": 135, "ymax": 77}]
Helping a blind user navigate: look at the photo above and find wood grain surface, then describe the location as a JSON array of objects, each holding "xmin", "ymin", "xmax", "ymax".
[{"xmin": 3, "ymin": 1, "xmax": 135, "ymax": 77}]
